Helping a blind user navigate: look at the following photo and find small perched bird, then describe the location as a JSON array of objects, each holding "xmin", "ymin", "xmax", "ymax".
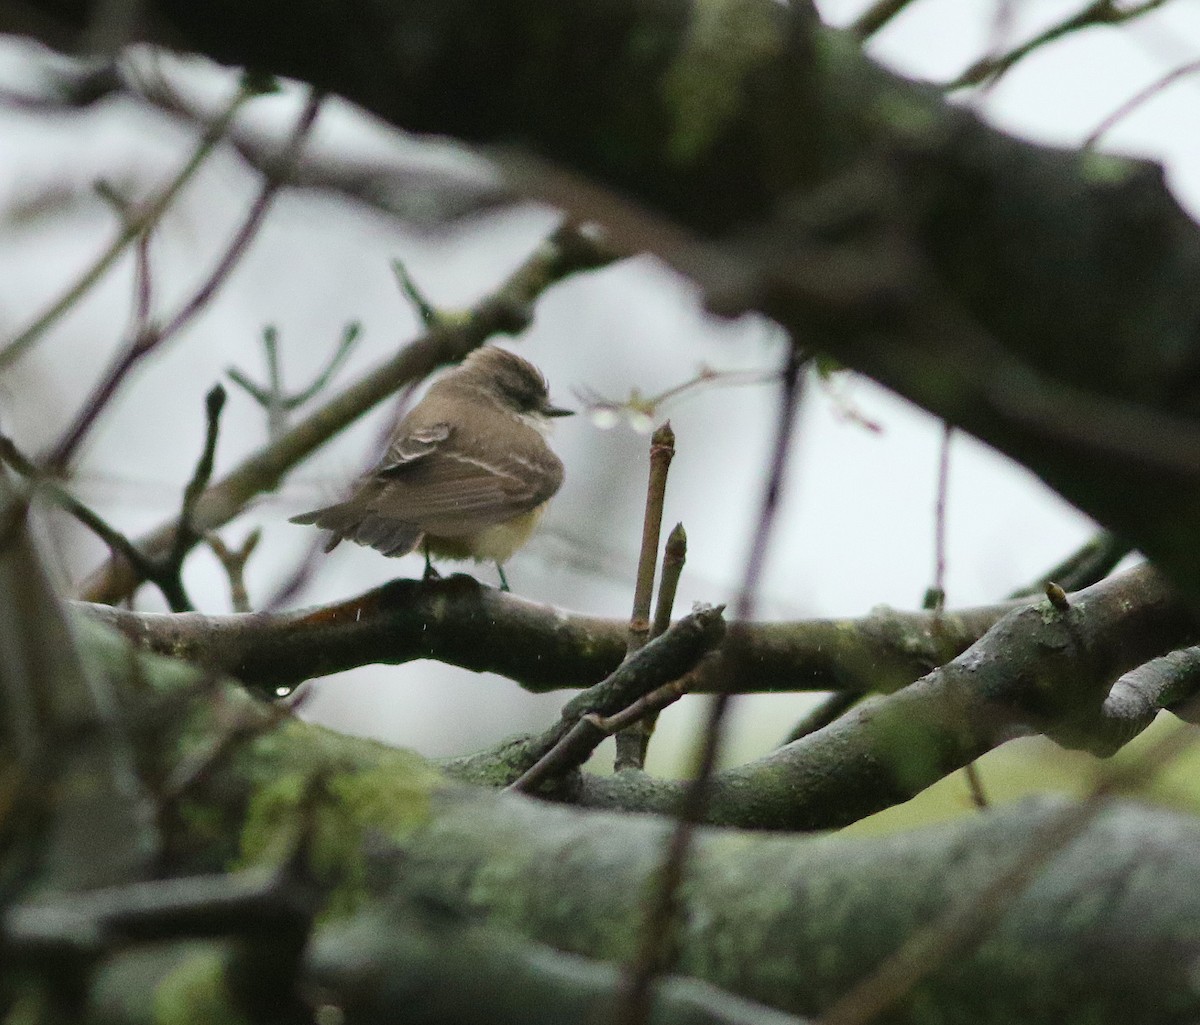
[{"xmin": 290, "ymin": 346, "xmax": 571, "ymax": 589}]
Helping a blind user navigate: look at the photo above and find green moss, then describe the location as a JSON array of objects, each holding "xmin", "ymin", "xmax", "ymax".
[
  {"xmin": 1078, "ymin": 151, "xmax": 1138, "ymax": 186},
  {"xmin": 235, "ymin": 724, "xmax": 441, "ymax": 917},
  {"xmin": 661, "ymin": 0, "xmax": 785, "ymax": 164},
  {"xmin": 154, "ymin": 950, "xmax": 249, "ymax": 1025},
  {"xmin": 872, "ymin": 91, "xmax": 941, "ymax": 141}
]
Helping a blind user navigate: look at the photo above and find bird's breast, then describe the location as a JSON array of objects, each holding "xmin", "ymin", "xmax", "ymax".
[{"xmin": 424, "ymin": 503, "xmax": 547, "ymax": 564}]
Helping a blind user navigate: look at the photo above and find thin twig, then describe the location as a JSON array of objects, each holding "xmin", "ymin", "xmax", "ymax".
[
  {"xmin": 206, "ymin": 530, "xmax": 261, "ymax": 613},
  {"xmin": 652, "ymin": 525, "xmax": 687, "ymax": 640},
  {"xmin": 779, "ymin": 690, "xmax": 861, "ymax": 746},
  {"xmin": 962, "ymin": 763, "xmax": 988, "ymax": 810},
  {"xmin": 1084, "ymin": 57, "xmax": 1200, "ymax": 148},
  {"xmin": 616, "ymin": 342, "xmax": 807, "ymax": 1025},
  {"xmin": 165, "ymin": 90, "xmax": 324, "ymax": 339},
  {"xmin": 851, "ymin": 0, "xmax": 924, "ymax": 39},
  {"xmin": 619, "ymin": 523, "xmax": 689, "ymax": 771},
  {"xmin": 508, "ymin": 609, "xmax": 726, "ymax": 794},
  {"xmin": 172, "ymin": 385, "xmax": 227, "ymax": 568},
  {"xmin": 0, "ymin": 81, "xmax": 257, "ymax": 371},
  {"xmin": 615, "ymin": 424, "xmax": 676, "ymax": 771},
  {"xmin": 925, "ymin": 425, "xmax": 985, "ymax": 804},
  {"xmin": 228, "ymin": 322, "xmax": 362, "ymax": 440},
  {"xmin": 924, "ymin": 422, "xmax": 951, "ymax": 614},
  {"xmin": 46, "ymin": 90, "xmax": 323, "ymax": 471},
  {"xmin": 508, "ymin": 665, "xmax": 709, "ymax": 794},
  {"xmin": 948, "ymin": 0, "xmax": 1171, "ymax": 91},
  {"xmin": 1008, "ymin": 530, "xmax": 1130, "ymax": 599},
  {"xmin": 0, "ymin": 434, "xmax": 160, "ymax": 584},
  {"xmin": 392, "ymin": 258, "xmax": 441, "ymax": 327},
  {"xmin": 148, "ymin": 386, "xmax": 231, "ymax": 613},
  {"xmin": 4, "ymin": 385, "xmax": 227, "ymax": 611},
  {"xmin": 628, "ymin": 424, "xmax": 676, "ymax": 654},
  {"xmin": 577, "ymin": 367, "xmax": 775, "ymax": 434}
]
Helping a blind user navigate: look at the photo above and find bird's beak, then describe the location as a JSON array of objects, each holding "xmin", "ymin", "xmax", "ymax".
[{"xmin": 542, "ymin": 403, "xmax": 575, "ymax": 418}]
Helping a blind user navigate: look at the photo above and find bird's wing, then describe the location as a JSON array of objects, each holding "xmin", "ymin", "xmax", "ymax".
[
  {"xmin": 367, "ymin": 426, "xmax": 564, "ymax": 537},
  {"xmin": 377, "ymin": 421, "xmax": 452, "ymax": 473}
]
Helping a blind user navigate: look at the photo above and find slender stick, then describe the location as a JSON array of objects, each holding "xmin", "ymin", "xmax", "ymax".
[
  {"xmin": 616, "ymin": 342, "xmax": 806, "ymax": 1025},
  {"xmin": 0, "ymin": 82, "xmax": 256, "ymax": 371},
  {"xmin": 614, "ymin": 424, "xmax": 676, "ymax": 771},
  {"xmin": 46, "ymin": 91, "xmax": 322, "ymax": 470},
  {"xmin": 617, "ymin": 523, "xmax": 688, "ymax": 771},
  {"xmin": 652, "ymin": 524, "xmax": 687, "ymax": 641},
  {"xmin": 0, "ymin": 434, "xmax": 159, "ymax": 583},
  {"xmin": 627, "ymin": 423, "xmax": 676, "ymax": 654},
  {"xmin": 948, "ymin": 0, "xmax": 1170, "ymax": 91},
  {"xmin": 779, "ymin": 690, "xmax": 860, "ymax": 746},
  {"xmin": 851, "ymin": 0, "xmax": 923, "ymax": 39},
  {"xmin": 1084, "ymin": 58, "xmax": 1200, "ymax": 149}
]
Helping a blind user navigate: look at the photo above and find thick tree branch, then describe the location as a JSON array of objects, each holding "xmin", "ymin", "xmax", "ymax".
[
  {"xmin": 51, "ymin": 611, "xmax": 1200, "ymax": 1025},
  {"xmin": 570, "ymin": 563, "xmax": 1199, "ymax": 829},
  {"xmin": 0, "ymin": 511, "xmax": 1187, "ymax": 1025},
  {"xmin": 79, "ymin": 573, "xmax": 1011, "ymax": 698}
]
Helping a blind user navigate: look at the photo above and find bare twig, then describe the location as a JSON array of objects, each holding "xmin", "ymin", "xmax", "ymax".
[
  {"xmin": 507, "ymin": 663, "xmax": 710, "ymax": 794},
  {"xmin": 0, "ymin": 434, "xmax": 160, "ymax": 585},
  {"xmin": 948, "ymin": 0, "xmax": 1171, "ymax": 91},
  {"xmin": 615, "ymin": 424, "xmax": 676, "ymax": 772},
  {"xmin": 652, "ymin": 525, "xmax": 687, "ymax": 640},
  {"xmin": 167, "ymin": 89, "xmax": 324, "ymax": 339},
  {"xmin": 1084, "ymin": 57, "xmax": 1200, "ymax": 148},
  {"xmin": 628, "ymin": 424, "xmax": 676, "ymax": 654},
  {"xmin": 779, "ymin": 690, "xmax": 860, "ymax": 746},
  {"xmin": 924, "ymin": 425, "xmax": 986, "ymax": 806},
  {"xmin": 507, "ymin": 608, "xmax": 726, "ymax": 794},
  {"xmin": 228, "ymin": 322, "xmax": 362, "ymax": 440},
  {"xmin": 205, "ymin": 529, "xmax": 261, "ymax": 614},
  {"xmin": 617, "ymin": 342, "xmax": 807, "ymax": 1025},
  {"xmin": 851, "ymin": 0, "xmax": 924, "ymax": 39},
  {"xmin": 619, "ymin": 523, "xmax": 689, "ymax": 771},
  {"xmin": 962, "ymin": 763, "xmax": 989, "ymax": 810},
  {"xmin": 124, "ymin": 58, "xmax": 513, "ymax": 226},
  {"xmin": 924, "ymin": 422, "xmax": 951, "ymax": 614},
  {"xmin": 0, "ymin": 80, "xmax": 257, "ymax": 371},
  {"xmin": 521, "ymin": 525, "xmax": 692, "ymax": 786},
  {"xmin": 171, "ymin": 385, "xmax": 227, "ymax": 567},
  {"xmin": 578, "ymin": 367, "xmax": 774, "ymax": 434},
  {"xmin": 46, "ymin": 90, "xmax": 323, "ymax": 470},
  {"xmin": 2, "ymin": 384, "xmax": 229, "ymax": 611},
  {"xmin": 391, "ymin": 258, "xmax": 441, "ymax": 327},
  {"xmin": 1008, "ymin": 530, "xmax": 1130, "ymax": 599}
]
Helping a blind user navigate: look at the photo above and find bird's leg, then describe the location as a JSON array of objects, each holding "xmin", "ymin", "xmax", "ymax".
[
  {"xmin": 496, "ymin": 563, "xmax": 510, "ymax": 592},
  {"xmin": 422, "ymin": 540, "xmax": 441, "ymax": 581}
]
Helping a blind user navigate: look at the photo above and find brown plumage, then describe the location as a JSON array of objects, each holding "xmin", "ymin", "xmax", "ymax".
[{"xmin": 290, "ymin": 347, "xmax": 570, "ymax": 576}]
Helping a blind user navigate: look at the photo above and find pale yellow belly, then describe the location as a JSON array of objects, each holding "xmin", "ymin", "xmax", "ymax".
[{"xmin": 424, "ymin": 504, "xmax": 546, "ymax": 564}]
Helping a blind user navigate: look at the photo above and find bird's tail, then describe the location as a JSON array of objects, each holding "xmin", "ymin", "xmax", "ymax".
[{"xmin": 289, "ymin": 503, "xmax": 422, "ymax": 557}]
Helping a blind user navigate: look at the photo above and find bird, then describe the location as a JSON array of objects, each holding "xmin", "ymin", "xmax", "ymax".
[{"xmin": 290, "ymin": 345, "xmax": 571, "ymax": 590}]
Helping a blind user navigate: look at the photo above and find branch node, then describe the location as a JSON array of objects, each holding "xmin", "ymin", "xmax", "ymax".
[{"xmin": 1045, "ymin": 581, "xmax": 1070, "ymax": 612}]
